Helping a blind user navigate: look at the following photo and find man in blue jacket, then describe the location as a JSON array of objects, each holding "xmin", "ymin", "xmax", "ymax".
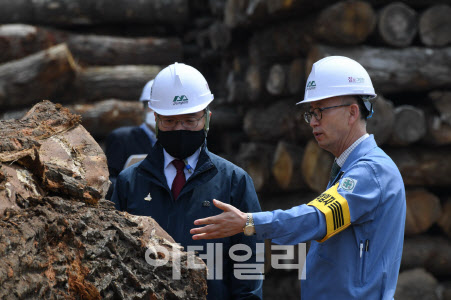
[
  {"xmin": 105, "ymin": 79, "xmax": 157, "ymax": 199},
  {"xmin": 112, "ymin": 63, "xmax": 263, "ymax": 299},
  {"xmin": 191, "ymin": 56, "xmax": 406, "ymax": 300}
]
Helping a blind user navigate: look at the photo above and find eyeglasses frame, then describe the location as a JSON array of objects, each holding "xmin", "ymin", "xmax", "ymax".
[{"xmin": 304, "ymin": 104, "xmax": 352, "ymax": 123}]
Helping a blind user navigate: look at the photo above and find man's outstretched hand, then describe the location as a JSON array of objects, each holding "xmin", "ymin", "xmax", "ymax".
[{"xmin": 190, "ymin": 199, "xmax": 248, "ymax": 240}]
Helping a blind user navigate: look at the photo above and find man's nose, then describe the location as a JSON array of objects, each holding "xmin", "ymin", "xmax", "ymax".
[
  {"xmin": 174, "ymin": 120, "xmax": 185, "ymax": 130},
  {"xmin": 309, "ymin": 117, "xmax": 319, "ymax": 128}
]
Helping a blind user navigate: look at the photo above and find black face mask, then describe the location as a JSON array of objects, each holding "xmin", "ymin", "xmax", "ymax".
[{"xmin": 158, "ymin": 129, "xmax": 206, "ymax": 159}]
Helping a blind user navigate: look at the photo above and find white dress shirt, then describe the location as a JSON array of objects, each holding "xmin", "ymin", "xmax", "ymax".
[{"xmin": 163, "ymin": 147, "xmax": 201, "ymax": 189}]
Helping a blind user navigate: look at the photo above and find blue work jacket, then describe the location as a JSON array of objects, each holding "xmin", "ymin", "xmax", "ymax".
[
  {"xmin": 112, "ymin": 142, "xmax": 263, "ymax": 300},
  {"xmin": 253, "ymin": 135, "xmax": 406, "ymax": 300}
]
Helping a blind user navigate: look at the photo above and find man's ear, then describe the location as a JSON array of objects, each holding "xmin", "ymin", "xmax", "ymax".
[{"xmin": 349, "ymin": 104, "xmax": 360, "ymax": 124}]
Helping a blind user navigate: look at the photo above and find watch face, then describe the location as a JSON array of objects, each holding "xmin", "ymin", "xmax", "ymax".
[{"xmin": 244, "ymin": 225, "xmax": 255, "ymax": 236}]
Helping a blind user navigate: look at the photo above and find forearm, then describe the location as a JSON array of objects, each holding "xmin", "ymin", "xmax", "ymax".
[{"xmin": 253, "ymin": 204, "xmax": 327, "ymax": 245}]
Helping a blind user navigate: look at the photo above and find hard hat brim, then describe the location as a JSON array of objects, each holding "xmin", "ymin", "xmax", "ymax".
[
  {"xmin": 296, "ymin": 92, "xmax": 377, "ymax": 105},
  {"xmin": 149, "ymin": 97, "xmax": 213, "ymax": 116}
]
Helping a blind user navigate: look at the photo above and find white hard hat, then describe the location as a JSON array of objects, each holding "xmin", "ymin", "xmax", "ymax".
[
  {"xmin": 149, "ymin": 62, "xmax": 214, "ymax": 116},
  {"xmin": 140, "ymin": 79, "xmax": 154, "ymax": 101},
  {"xmin": 297, "ymin": 56, "xmax": 376, "ymax": 108}
]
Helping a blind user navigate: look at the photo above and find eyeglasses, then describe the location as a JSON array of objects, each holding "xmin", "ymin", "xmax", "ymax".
[
  {"xmin": 304, "ymin": 104, "xmax": 351, "ymax": 123},
  {"xmin": 158, "ymin": 113, "xmax": 206, "ymax": 130}
]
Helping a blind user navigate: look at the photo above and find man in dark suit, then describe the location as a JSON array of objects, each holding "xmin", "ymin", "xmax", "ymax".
[{"xmin": 105, "ymin": 80, "xmax": 157, "ymax": 199}]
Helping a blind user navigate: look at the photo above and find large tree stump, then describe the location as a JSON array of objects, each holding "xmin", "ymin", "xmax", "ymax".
[
  {"xmin": 271, "ymin": 141, "xmax": 307, "ymax": 191},
  {"xmin": 386, "ymin": 146, "xmax": 451, "ymax": 187},
  {"xmin": 389, "ymin": 105, "xmax": 427, "ymax": 146},
  {"xmin": 366, "ymin": 95, "xmax": 395, "ymax": 146},
  {"xmin": 0, "ymin": 0, "xmax": 190, "ymax": 26},
  {"xmin": 0, "ymin": 100, "xmax": 208, "ymax": 298},
  {"xmin": 307, "ymin": 44, "xmax": 451, "ymax": 94},
  {"xmin": 0, "ymin": 43, "xmax": 77, "ymax": 109},
  {"xmin": 376, "ymin": 2, "xmax": 418, "ymax": 47},
  {"xmin": 67, "ymin": 100, "xmax": 143, "ymax": 139},
  {"xmin": 0, "ymin": 101, "xmax": 109, "ymax": 206},
  {"xmin": 0, "ymin": 198, "xmax": 207, "ymax": 299},
  {"xmin": 419, "ymin": 4, "xmax": 451, "ymax": 47},
  {"xmin": 301, "ymin": 139, "xmax": 334, "ymax": 193},
  {"xmin": 405, "ymin": 188, "xmax": 441, "ymax": 236}
]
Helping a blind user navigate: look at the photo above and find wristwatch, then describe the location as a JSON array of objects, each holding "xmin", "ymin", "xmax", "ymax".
[{"xmin": 243, "ymin": 213, "xmax": 256, "ymax": 236}]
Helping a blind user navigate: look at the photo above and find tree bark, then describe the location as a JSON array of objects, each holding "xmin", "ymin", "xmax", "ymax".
[
  {"xmin": 307, "ymin": 44, "xmax": 451, "ymax": 94},
  {"xmin": 301, "ymin": 139, "xmax": 334, "ymax": 193},
  {"xmin": 386, "ymin": 146, "xmax": 451, "ymax": 187},
  {"xmin": 0, "ymin": 43, "xmax": 77, "ymax": 109},
  {"xmin": 315, "ymin": 1, "xmax": 376, "ymax": 45},
  {"xmin": 389, "ymin": 105, "xmax": 427, "ymax": 146},
  {"xmin": 405, "ymin": 188, "xmax": 441, "ymax": 236},
  {"xmin": 0, "ymin": 0, "xmax": 190, "ymax": 26},
  {"xmin": 0, "ymin": 100, "xmax": 108, "ymax": 205},
  {"xmin": 236, "ymin": 142, "xmax": 276, "ymax": 192},
  {"xmin": 67, "ymin": 100, "xmax": 143, "ymax": 139},
  {"xmin": 0, "ymin": 24, "xmax": 183, "ymax": 66},
  {"xmin": 66, "ymin": 34, "xmax": 182, "ymax": 66},
  {"xmin": 419, "ymin": 4, "xmax": 451, "ymax": 47},
  {"xmin": 70, "ymin": 65, "xmax": 161, "ymax": 102},
  {"xmin": 376, "ymin": 2, "xmax": 418, "ymax": 47},
  {"xmin": 0, "ymin": 197, "xmax": 207, "ymax": 299},
  {"xmin": 366, "ymin": 95, "xmax": 395, "ymax": 146},
  {"xmin": 271, "ymin": 141, "xmax": 307, "ymax": 191}
]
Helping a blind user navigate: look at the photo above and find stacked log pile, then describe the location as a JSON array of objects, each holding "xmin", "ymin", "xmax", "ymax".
[{"xmin": 0, "ymin": 0, "xmax": 450, "ymax": 299}]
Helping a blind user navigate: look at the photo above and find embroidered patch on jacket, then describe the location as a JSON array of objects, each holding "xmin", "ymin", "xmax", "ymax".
[
  {"xmin": 307, "ymin": 183, "xmax": 351, "ymax": 242},
  {"xmin": 339, "ymin": 177, "xmax": 357, "ymax": 193},
  {"xmin": 144, "ymin": 193, "xmax": 152, "ymax": 201},
  {"xmin": 202, "ymin": 201, "xmax": 210, "ymax": 207}
]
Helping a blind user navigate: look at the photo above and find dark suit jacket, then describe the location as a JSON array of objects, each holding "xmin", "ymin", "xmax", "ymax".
[{"xmin": 105, "ymin": 126, "xmax": 156, "ymax": 199}]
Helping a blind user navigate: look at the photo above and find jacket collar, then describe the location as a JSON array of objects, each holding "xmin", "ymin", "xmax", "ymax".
[
  {"xmin": 139, "ymin": 141, "xmax": 215, "ymax": 188},
  {"xmin": 341, "ymin": 134, "xmax": 378, "ymax": 171}
]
